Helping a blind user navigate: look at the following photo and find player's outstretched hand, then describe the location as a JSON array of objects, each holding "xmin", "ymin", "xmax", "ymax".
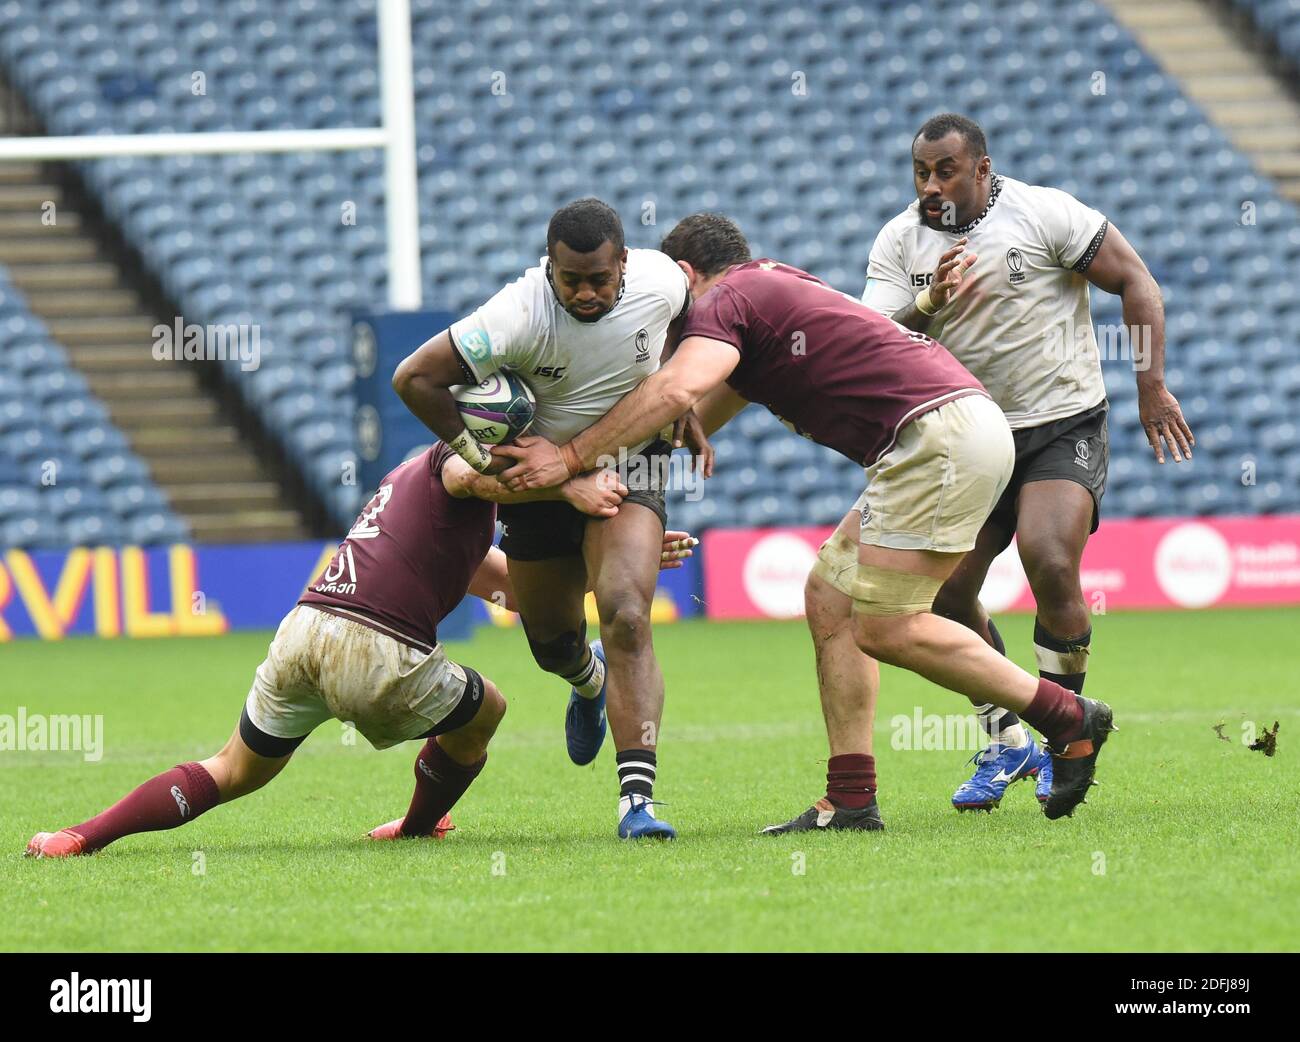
[
  {"xmin": 660, "ymin": 530, "xmax": 698, "ymax": 570},
  {"xmin": 562, "ymin": 468, "xmax": 627, "ymax": 517},
  {"xmin": 929, "ymin": 237, "xmax": 977, "ymax": 308},
  {"xmin": 672, "ymin": 409, "xmax": 715, "ymax": 478},
  {"xmin": 1138, "ymin": 382, "xmax": 1195, "ymax": 464},
  {"xmin": 493, "ymin": 434, "xmax": 570, "ymax": 490}
]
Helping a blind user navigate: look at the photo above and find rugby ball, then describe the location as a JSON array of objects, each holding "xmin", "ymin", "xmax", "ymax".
[{"xmin": 452, "ymin": 370, "xmax": 537, "ymax": 445}]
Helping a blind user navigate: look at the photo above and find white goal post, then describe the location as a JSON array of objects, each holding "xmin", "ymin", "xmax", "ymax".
[{"xmin": 0, "ymin": 0, "xmax": 423, "ymax": 310}]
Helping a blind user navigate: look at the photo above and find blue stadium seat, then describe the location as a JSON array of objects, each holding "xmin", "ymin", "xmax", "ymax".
[
  {"xmin": 62, "ymin": 513, "xmax": 125, "ymax": 547},
  {"xmin": 2, "ymin": 0, "xmax": 1297, "ymax": 536}
]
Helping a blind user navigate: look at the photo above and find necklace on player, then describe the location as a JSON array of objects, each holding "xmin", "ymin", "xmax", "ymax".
[{"xmin": 948, "ymin": 173, "xmax": 1004, "ymax": 235}]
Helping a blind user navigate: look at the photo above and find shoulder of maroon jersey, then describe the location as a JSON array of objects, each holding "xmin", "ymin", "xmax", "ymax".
[
  {"xmin": 378, "ymin": 445, "xmax": 437, "ymax": 482},
  {"xmin": 700, "ymin": 261, "xmax": 784, "ymax": 309},
  {"xmin": 749, "ymin": 258, "xmax": 809, "ymax": 274},
  {"xmin": 734, "ymin": 259, "xmax": 829, "ymax": 288},
  {"xmin": 427, "ymin": 442, "xmax": 452, "ymax": 476}
]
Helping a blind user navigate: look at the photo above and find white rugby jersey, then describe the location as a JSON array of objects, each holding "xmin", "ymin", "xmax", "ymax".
[
  {"xmin": 863, "ymin": 174, "xmax": 1109, "ymax": 429},
  {"xmin": 449, "ymin": 248, "xmax": 689, "ymax": 450}
]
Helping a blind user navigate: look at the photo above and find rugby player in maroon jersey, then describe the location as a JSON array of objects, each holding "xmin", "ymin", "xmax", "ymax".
[
  {"xmin": 496, "ymin": 214, "xmax": 1117, "ymax": 830},
  {"xmin": 25, "ymin": 445, "xmax": 696, "ymax": 857}
]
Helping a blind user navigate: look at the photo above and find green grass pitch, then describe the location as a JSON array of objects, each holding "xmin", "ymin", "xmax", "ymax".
[{"xmin": 2, "ymin": 609, "xmax": 1297, "ymax": 952}]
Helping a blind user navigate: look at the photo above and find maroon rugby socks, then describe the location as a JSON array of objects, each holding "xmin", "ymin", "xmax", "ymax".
[
  {"xmin": 399, "ymin": 738, "xmax": 486, "ymax": 837},
  {"xmin": 69, "ymin": 761, "xmax": 221, "ymax": 853},
  {"xmin": 825, "ymin": 753, "xmax": 877, "ymax": 809},
  {"xmin": 1019, "ymin": 679, "xmax": 1085, "ymax": 748}
]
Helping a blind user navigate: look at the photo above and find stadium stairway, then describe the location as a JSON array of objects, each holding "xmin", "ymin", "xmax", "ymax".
[
  {"xmin": 5, "ymin": 0, "xmax": 1298, "ymax": 529},
  {"xmin": 0, "ymin": 77, "xmax": 309, "ymax": 544},
  {"xmin": 1104, "ymin": 0, "xmax": 1300, "ymax": 204}
]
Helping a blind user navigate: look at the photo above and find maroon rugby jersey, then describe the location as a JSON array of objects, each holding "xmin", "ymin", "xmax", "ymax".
[
  {"xmin": 299, "ymin": 444, "xmax": 496, "ymax": 651},
  {"xmin": 682, "ymin": 260, "xmax": 989, "ymax": 465}
]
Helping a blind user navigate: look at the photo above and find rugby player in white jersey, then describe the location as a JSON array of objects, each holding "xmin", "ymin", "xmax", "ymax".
[
  {"xmin": 392, "ymin": 199, "xmax": 704, "ymax": 839},
  {"xmin": 853, "ymin": 113, "xmax": 1194, "ymax": 810}
]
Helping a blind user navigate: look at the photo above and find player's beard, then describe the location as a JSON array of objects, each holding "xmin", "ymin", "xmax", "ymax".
[
  {"xmin": 568, "ymin": 302, "xmax": 608, "ymax": 323},
  {"xmin": 918, "ymin": 203, "xmax": 949, "ymax": 230},
  {"xmin": 564, "ymin": 275, "xmax": 624, "ymax": 323},
  {"xmin": 546, "ymin": 261, "xmax": 621, "ymax": 322}
]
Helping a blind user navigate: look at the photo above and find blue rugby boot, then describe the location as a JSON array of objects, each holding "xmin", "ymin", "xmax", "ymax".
[
  {"xmin": 1034, "ymin": 741, "xmax": 1053, "ymax": 805},
  {"xmin": 565, "ymin": 640, "xmax": 607, "ymax": 766},
  {"xmin": 952, "ymin": 735, "xmax": 1044, "ymax": 811},
  {"xmin": 618, "ymin": 795, "xmax": 676, "ymax": 840}
]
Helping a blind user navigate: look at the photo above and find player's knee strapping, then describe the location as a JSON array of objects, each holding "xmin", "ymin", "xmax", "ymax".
[
  {"xmin": 850, "ymin": 564, "xmax": 943, "ymax": 616},
  {"xmin": 811, "ymin": 531, "xmax": 858, "ymax": 598},
  {"xmin": 524, "ymin": 624, "xmax": 588, "ymax": 676}
]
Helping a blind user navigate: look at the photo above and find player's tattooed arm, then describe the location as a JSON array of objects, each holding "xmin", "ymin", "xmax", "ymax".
[
  {"xmin": 1081, "ymin": 224, "xmax": 1195, "ymax": 464},
  {"xmin": 442, "ymin": 454, "xmax": 627, "ymax": 516}
]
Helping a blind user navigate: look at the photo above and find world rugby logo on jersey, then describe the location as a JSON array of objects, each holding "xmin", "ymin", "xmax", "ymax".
[
  {"xmin": 1006, "ymin": 248, "xmax": 1026, "ymax": 284},
  {"xmin": 635, "ymin": 328, "xmax": 650, "ymax": 363}
]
